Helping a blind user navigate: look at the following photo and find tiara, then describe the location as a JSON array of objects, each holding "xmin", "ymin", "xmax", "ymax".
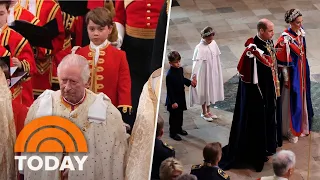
[
  {"xmin": 287, "ymin": 9, "xmax": 301, "ymax": 22},
  {"xmin": 202, "ymin": 30, "xmax": 214, "ymax": 37}
]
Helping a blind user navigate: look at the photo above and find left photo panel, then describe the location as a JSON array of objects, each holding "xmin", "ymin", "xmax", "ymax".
[{"xmin": 0, "ymin": 0, "xmax": 170, "ymax": 180}]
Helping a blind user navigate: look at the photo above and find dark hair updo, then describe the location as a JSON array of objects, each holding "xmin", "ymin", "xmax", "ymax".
[{"xmin": 284, "ymin": 9, "xmax": 302, "ymax": 23}]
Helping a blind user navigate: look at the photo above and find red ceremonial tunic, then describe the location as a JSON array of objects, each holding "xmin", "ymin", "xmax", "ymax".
[
  {"xmin": 74, "ymin": 43, "xmax": 132, "ymax": 111},
  {"xmin": 19, "ymin": 0, "xmax": 65, "ymax": 96},
  {"xmin": 11, "ymin": 3, "xmax": 42, "ymax": 107},
  {"xmin": 12, "ymin": 3, "xmax": 41, "ymax": 25},
  {"xmin": 114, "ymin": 0, "xmax": 164, "ymax": 39},
  {"xmin": 0, "ymin": 24, "xmax": 36, "ymax": 107},
  {"xmin": 55, "ymin": 11, "xmax": 83, "ymax": 65}
]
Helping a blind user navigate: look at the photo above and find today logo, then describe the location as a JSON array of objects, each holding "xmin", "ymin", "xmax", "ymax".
[{"xmin": 14, "ymin": 116, "xmax": 88, "ymax": 171}]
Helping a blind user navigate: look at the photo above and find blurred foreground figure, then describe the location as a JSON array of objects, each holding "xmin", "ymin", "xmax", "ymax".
[{"xmin": 0, "ymin": 66, "xmax": 17, "ymax": 180}]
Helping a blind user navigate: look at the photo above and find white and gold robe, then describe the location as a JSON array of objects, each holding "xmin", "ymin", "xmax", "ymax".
[
  {"xmin": 23, "ymin": 89, "xmax": 128, "ymax": 180},
  {"xmin": 125, "ymin": 68, "xmax": 162, "ymax": 180},
  {"xmin": 0, "ymin": 67, "xmax": 17, "ymax": 180}
]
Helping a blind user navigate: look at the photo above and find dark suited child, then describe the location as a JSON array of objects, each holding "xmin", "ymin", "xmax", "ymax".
[
  {"xmin": 191, "ymin": 142, "xmax": 230, "ymax": 180},
  {"xmin": 151, "ymin": 115, "xmax": 175, "ymax": 179},
  {"xmin": 165, "ymin": 51, "xmax": 197, "ymax": 141}
]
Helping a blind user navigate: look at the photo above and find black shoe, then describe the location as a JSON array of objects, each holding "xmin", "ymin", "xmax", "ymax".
[
  {"xmin": 178, "ymin": 130, "xmax": 188, "ymax": 136},
  {"xmin": 170, "ymin": 134, "xmax": 182, "ymax": 141}
]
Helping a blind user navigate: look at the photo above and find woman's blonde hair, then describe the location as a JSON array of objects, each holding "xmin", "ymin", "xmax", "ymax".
[{"xmin": 159, "ymin": 157, "xmax": 183, "ymax": 180}]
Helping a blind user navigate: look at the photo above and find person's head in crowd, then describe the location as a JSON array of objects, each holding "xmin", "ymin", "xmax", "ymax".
[
  {"xmin": 0, "ymin": 0, "xmax": 10, "ymax": 27},
  {"xmin": 176, "ymin": 173, "xmax": 198, "ymax": 180},
  {"xmin": 167, "ymin": 51, "xmax": 181, "ymax": 69},
  {"xmin": 160, "ymin": 157, "xmax": 183, "ymax": 180},
  {"xmin": 86, "ymin": 7, "xmax": 113, "ymax": 46},
  {"xmin": 156, "ymin": 115, "xmax": 164, "ymax": 139},
  {"xmin": 257, "ymin": 18, "xmax": 274, "ymax": 41},
  {"xmin": 57, "ymin": 54, "xmax": 90, "ymax": 104},
  {"xmin": 272, "ymin": 150, "xmax": 296, "ymax": 178},
  {"xmin": 285, "ymin": 9, "xmax": 303, "ymax": 32},
  {"xmin": 203, "ymin": 142, "xmax": 222, "ymax": 166},
  {"xmin": 200, "ymin": 26, "xmax": 215, "ymax": 44}
]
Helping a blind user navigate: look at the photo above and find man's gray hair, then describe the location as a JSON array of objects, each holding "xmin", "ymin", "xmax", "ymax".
[
  {"xmin": 57, "ymin": 54, "xmax": 90, "ymax": 84},
  {"xmin": 176, "ymin": 173, "xmax": 198, "ymax": 180},
  {"xmin": 273, "ymin": 150, "xmax": 296, "ymax": 177}
]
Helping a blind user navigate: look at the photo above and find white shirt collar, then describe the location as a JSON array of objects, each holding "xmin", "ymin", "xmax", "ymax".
[
  {"xmin": 62, "ymin": 89, "xmax": 86, "ymax": 106},
  {"xmin": 257, "ymin": 33, "xmax": 272, "ymax": 44},
  {"xmin": 89, "ymin": 39, "xmax": 109, "ymax": 65}
]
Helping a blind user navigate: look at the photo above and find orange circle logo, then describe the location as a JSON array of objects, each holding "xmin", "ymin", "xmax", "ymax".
[{"xmin": 15, "ymin": 116, "xmax": 88, "ymax": 153}]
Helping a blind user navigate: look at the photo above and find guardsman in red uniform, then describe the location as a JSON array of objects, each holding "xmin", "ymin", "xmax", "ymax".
[
  {"xmin": 6, "ymin": 0, "xmax": 42, "ymax": 107},
  {"xmin": 53, "ymin": 11, "xmax": 82, "ymax": 69},
  {"xmin": 0, "ymin": 1, "xmax": 36, "ymax": 107},
  {"xmin": 19, "ymin": 0, "xmax": 65, "ymax": 97},
  {"xmin": 72, "ymin": 7, "xmax": 131, "ymax": 117},
  {"xmin": 114, "ymin": 0, "xmax": 165, "ymax": 127}
]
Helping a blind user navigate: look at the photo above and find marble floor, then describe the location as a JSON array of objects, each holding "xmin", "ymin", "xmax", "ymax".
[{"xmin": 158, "ymin": 0, "xmax": 320, "ymax": 179}]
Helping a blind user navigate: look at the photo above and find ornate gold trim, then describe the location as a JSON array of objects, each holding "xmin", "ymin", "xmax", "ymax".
[
  {"xmin": 96, "ymin": 66, "xmax": 104, "ymax": 72},
  {"xmin": 125, "ymin": 25, "xmax": 156, "ymax": 39},
  {"xmin": 117, "ymin": 105, "xmax": 132, "ymax": 114},
  {"xmin": 98, "ymin": 58, "xmax": 105, "ymax": 64},
  {"xmin": 12, "ymin": 85, "xmax": 22, "ymax": 100},
  {"xmin": 33, "ymin": 89, "xmax": 45, "ymax": 96},
  {"xmin": 96, "ymin": 75, "xmax": 104, "ymax": 81},
  {"xmin": 96, "ymin": 84, "xmax": 104, "ymax": 90}
]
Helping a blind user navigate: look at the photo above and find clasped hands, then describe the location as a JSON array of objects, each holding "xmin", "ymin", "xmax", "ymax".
[{"xmin": 191, "ymin": 74, "xmax": 197, "ymax": 87}]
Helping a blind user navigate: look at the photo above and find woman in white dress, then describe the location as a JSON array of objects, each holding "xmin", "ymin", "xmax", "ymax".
[{"xmin": 190, "ymin": 27, "xmax": 224, "ymax": 121}]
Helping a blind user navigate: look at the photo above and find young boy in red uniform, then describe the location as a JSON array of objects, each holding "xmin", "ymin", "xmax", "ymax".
[
  {"xmin": 0, "ymin": 1, "xmax": 36, "ymax": 107},
  {"xmin": 72, "ymin": 7, "xmax": 132, "ymax": 120}
]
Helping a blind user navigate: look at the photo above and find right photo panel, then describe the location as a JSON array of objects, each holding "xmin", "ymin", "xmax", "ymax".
[{"xmin": 153, "ymin": 0, "xmax": 320, "ymax": 179}]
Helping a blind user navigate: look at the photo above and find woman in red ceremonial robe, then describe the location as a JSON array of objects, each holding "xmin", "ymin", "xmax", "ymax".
[
  {"xmin": 72, "ymin": 8, "xmax": 132, "ymax": 117},
  {"xmin": 275, "ymin": 9, "xmax": 313, "ymax": 144}
]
